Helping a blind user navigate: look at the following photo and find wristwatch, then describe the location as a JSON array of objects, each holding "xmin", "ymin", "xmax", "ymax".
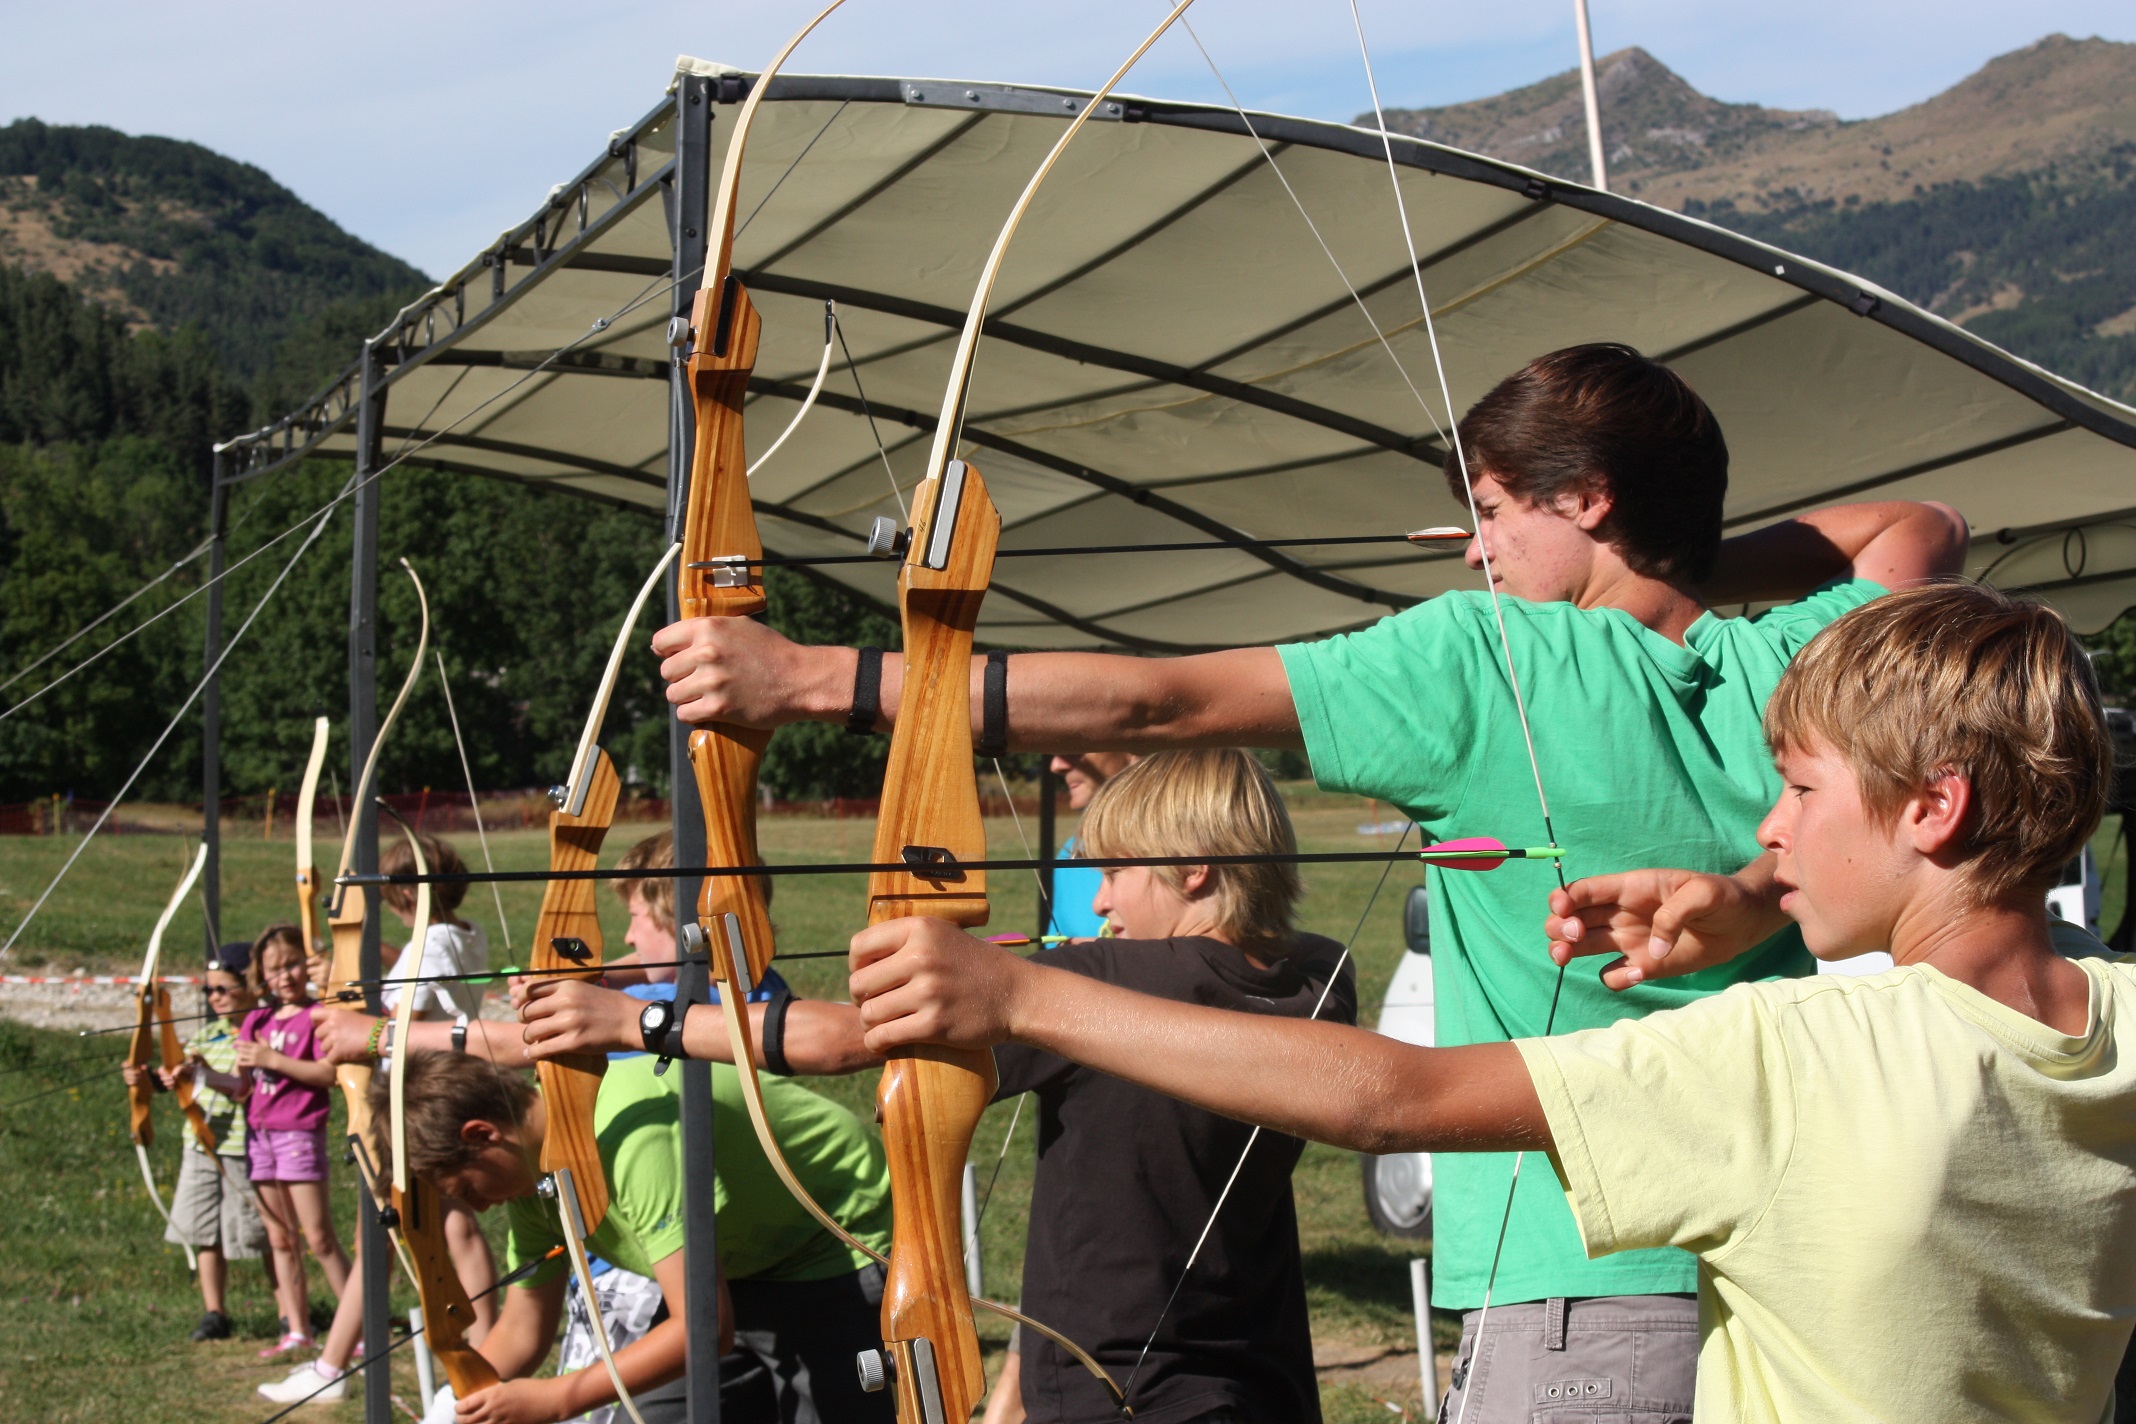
[{"xmin": 638, "ymin": 999, "xmax": 676, "ymax": 1055}]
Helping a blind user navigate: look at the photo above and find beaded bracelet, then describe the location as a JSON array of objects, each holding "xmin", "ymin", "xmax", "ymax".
[{"xmin": 365, "ymin": 1017, "xmax": 387, "ymax": 1060}]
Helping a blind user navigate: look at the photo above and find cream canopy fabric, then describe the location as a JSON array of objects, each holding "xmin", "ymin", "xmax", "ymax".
[{"xmin": 219, "ymin": 65, "xmax": 2136, "ymax": 647}]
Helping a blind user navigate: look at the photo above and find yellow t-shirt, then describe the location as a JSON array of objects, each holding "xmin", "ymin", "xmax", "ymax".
[{"xmin": 1517, "ymin": 952, "xmax": 2136, "ymax": 1424}]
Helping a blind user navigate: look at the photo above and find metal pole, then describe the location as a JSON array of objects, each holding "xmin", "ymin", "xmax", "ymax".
[
  {"xmin": 350, "ymin": 338, "xmax": 392, "ymax": 1424},
  {"xmin": 1411, "ymin": 1257, "xmax": 1439, "ymax": 1414},
  {"xmin": 1573, "ymin": 0, "xmax": 1608, "ymax": 191},
  {"xmin": 1036, "ymin": 763, "xmax": 1058, "ymax": 936},
  {"xmin": 200, "ymin": 453, "xmax": 229, "ymax": 953},
  {"xmin": 668, "ymin": 69, "xmax": 724, "ymax": 1424}
]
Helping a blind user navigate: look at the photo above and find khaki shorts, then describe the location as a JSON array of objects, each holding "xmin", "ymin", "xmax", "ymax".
[
  {"xmin": 1439, "ymin": 1294, "xmax": 1697, "ymax": 1424},
  {"xmin": 165, "ymin": 1143, "xmax": 269, "ymax": 1257}
]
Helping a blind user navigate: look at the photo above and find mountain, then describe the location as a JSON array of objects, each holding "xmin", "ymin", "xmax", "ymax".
[
  {"xmin": 1373, "ymin": 35, "xmax": 2136, "ymax": 403},
  {"xmin": 0, "ymin": 118, "xmax": 427, "ymax": 380}
]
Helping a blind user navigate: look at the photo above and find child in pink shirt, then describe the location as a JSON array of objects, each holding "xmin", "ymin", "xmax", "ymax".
[{"xmin": 235, "ymin": 923, "xmax": 350, "ymax": 1361}]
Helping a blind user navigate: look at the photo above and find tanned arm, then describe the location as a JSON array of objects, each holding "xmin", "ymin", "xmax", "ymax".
[
  {"xmin": 517, "ymin": 979, "xmax": 883, "ymax": 1075},
  {"xmin": 653, "ymin": 617, "xmax": 1301, "ymax": 751},
  {"xmin": 1703, "ymin": 500, "xmax": 1969, "ymax": 605},
  {"xmin": 848, "ymin": 918, "xmax": 1548, "ymax": 1155}
]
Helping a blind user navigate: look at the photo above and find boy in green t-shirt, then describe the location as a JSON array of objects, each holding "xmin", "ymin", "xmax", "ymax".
[
  {"xmin": 850, "ymin": 581, "xmax": 2136, "ymax": 1424},
  {"xmin": 650, "ymin": 342, "xmax": 1968, "ymax": 1412},
  {"xmin": 374, "ymin": 1049, "xmax": 893, "ymax": 1423}
]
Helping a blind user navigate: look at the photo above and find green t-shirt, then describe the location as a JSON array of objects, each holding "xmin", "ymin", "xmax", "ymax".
[
  {"xmin": 185, "ymin": 1016, "xmax": 245, "ymax": 1155},
  {"xmin": 1278, "ymin": 578, "xmax": 1882, "ymax": 1306},
  {"xmin": 505, "ymin": 1056, "xmax": 892, "ymax": 1287}
]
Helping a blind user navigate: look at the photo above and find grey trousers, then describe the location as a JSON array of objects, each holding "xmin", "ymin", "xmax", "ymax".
[{"xmin": 1438, "ymin": 1294, "xmax": 1697, "ymax": 1424}]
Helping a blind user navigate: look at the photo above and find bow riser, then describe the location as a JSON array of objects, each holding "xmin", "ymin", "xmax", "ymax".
[
  {"xmin": 871, "ymin": 461, "xmax": 1001, "ymax": 1424},
  {"xmin": 682, "ymin": 278, "xmax": 781, "ymax": 984},
  {"xmin": 530, "ymin": 750, "xmax": 623, "ymax": 1232},
  {"xmin": 865, "ymin": 468, "xmax": 998, "ymax": 928},
  {"xmin": 126, "ymin": 983, "xmax": 168, "ymax": 1149}
]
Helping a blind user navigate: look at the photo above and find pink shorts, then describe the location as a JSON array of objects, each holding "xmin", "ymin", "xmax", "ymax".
[{"xmin": 246, "ymin": 1126, "xmax": 329, "ymax": 1183}]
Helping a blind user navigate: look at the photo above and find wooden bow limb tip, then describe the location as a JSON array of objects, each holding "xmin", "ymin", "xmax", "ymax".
[
  {"xmin": 294, "ymin": 716, "xmax": 331, "ymax": 970},
  {"xmin": 127, "ymin": 841, "xmax": 211, "ymax": 1270}
]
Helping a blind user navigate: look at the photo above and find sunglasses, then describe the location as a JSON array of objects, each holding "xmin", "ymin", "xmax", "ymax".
[{"xmin": 205, "ymin": 984, "xmax": 241, "ymax": 995}]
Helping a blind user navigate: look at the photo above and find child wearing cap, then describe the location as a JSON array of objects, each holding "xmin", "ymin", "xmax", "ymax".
[{"xmin": 120, "ymin": 942, "xmax": 275, "ymax": 1342}]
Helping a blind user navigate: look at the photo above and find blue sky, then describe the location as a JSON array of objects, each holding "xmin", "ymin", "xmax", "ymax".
[{"xmin": 8, "ymin": 1, "xmax": 2133, "ymax": 279}]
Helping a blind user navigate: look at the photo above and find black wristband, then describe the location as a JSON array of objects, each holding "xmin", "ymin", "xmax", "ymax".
[
  {"xmin": 846, "ymin": 646, "xmax": 884, "ymax": 736},
  {"xmin": 657, "ymin": 1002, "xmax": 692, "ymax": 1063},
  {"xmin": 976, "ymin": 650, "xmax": 1009, "ymax": 758},
  {"xmin": 760, "ymin": 987, "xmax": 795, "ymax": 1077}
]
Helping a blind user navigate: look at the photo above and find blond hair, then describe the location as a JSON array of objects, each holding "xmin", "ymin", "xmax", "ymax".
[
  {"xmin": 1764, "ymin": 581, "xmax": 2112, "ymax": 905},
  {"xmin": 613, "ymin": 829, "xmax": 675, "ymax": 932},
  {"xmin": 1077, "ymin": 749, "xmax": 1301, "ymax": 948}
]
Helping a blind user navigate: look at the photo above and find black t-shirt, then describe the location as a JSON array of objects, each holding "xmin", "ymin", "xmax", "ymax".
[{"xmin": 995, "ymin": 933, "xmax": 1355, "ymax": 1424}]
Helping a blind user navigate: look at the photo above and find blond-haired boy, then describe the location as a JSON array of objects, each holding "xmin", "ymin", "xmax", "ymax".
[{"xmin": 851, "ymin": 582, "xmax": 2136, "ymax": 1423}]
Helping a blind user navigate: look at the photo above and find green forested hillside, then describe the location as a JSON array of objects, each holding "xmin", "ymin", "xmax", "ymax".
[
  {"xmin": 0, "ymin": 119, "xmax": 428, "ymax": 380},
  {"xmin": 0, "ymin": 123, "xmax": 895, "ymax": 808},
  {"xmin": 1697, "ymin": 151, "xmax": 2136, "ymax": 402}
]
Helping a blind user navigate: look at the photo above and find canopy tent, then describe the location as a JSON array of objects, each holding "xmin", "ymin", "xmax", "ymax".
[
  {"xmin": 199, "ymin": 62, "xmax": 2136, "ymax": 1424},
  {"xmin": 217, "ymin": 61, "xmax": 2136, "ymax": 646}
]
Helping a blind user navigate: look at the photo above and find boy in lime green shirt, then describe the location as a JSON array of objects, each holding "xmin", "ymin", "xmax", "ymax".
[
  {"xmin": 850, "ymin": 581, "xmax": 2136, "ymax": 1424},
  {"xmin": 652, "ymin": 342, "xmax": 1969, "ymax": 1413},
  {"xmin": 378, "ymin": 1050, "xmax": 892, "ymax": 1423}
]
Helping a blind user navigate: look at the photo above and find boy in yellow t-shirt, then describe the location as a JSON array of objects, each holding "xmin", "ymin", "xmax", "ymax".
[{"xmin": 847, "ymin": 581, "xmax": 2136, "ymax": 1424}]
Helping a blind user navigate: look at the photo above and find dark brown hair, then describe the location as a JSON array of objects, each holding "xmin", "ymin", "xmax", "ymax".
[
  {"xmin": 1447, "ymin": 343, "xmax": 1728, "ymax": 583},
  {"xmin": 368, "ymin": 1049, "xmax": 534, "ymax": 1183},
  {"xmin": 379, "ymin": 832, "xmax": 468, "ymax": 921}
]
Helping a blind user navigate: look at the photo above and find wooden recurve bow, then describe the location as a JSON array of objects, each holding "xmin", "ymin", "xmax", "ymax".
[
  {"xmin": 127, "ymin": 840, "xmax": 212, "ymax": 1270},
  {"xmin": 322, "ymin": 559, "xmax": 429, "ymax": 1174},
  {"xmin": 376, "ymin": 816, "xmax": 502, "ymax": 1401},
  {"xmin": 522, "ymin": 544, "xmax": 679, "ymax": 1424}
]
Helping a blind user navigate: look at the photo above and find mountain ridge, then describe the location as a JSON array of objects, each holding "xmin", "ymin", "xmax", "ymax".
[{"xmin": 0, "ymin": 118, "xmax": 426, "ymax": 380}]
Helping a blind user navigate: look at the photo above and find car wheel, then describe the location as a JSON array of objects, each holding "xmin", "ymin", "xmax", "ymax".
[{"xmin": 1360, "ymin": 1150, "xmax": 1432, "ymax": 1239}]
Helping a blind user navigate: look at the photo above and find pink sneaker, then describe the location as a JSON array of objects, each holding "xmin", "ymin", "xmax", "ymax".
[{"xmin": 257, "ymin": 1330, "xmax": 313, "ymax": 1361}]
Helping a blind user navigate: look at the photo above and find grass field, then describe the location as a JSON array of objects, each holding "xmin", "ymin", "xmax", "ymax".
[{"xmin": 0, "ymin": 790, "xmax": 1462, "ymax": 1422}]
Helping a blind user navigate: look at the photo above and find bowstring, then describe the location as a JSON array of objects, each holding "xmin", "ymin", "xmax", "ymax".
[
  {"xmin": 434, "ymin": 650, "xmax": 513, "ymax": 956},
  {"xmin": 1344, "ymin": 6, "xmax": 1570, "ymax": 1413}
]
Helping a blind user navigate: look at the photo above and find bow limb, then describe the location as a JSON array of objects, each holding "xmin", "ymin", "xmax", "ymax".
[
  {"xmin": 295, "ymin": 716, "xmax": 330, "ymax": 966},
  {"xmin": 128, "ymin": 842, "xmax": 209, "ymax": 1267},
  {"xmin": 918, "ymin": 0, "xmax": 1197, "ymax": 483},
  {"xmin": 325, "ymin": 559, "xmax": 430, "ymax": 1154}
]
